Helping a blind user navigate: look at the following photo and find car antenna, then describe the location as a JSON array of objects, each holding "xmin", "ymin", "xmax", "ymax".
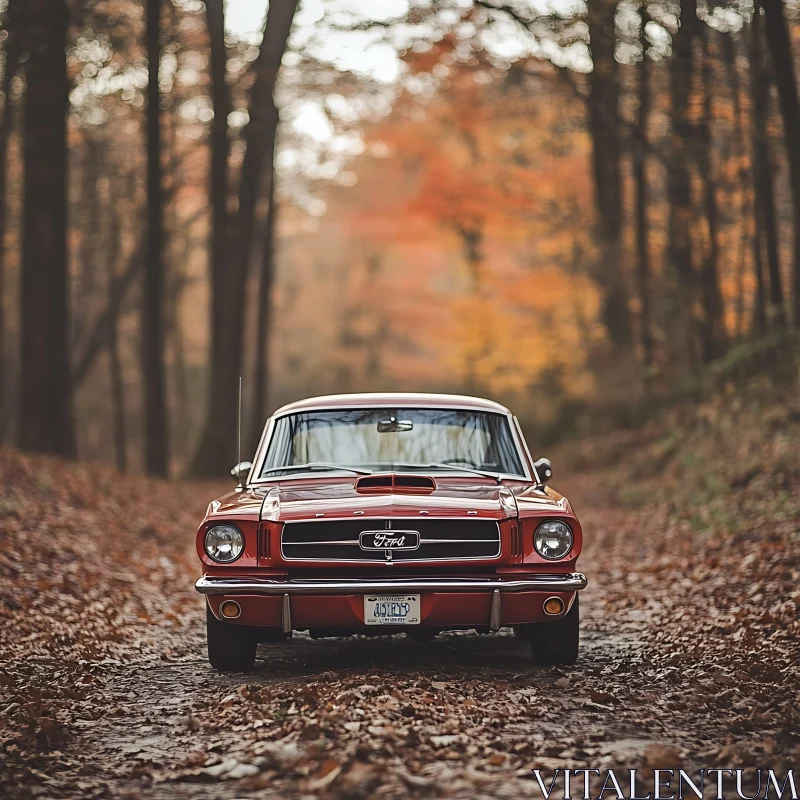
[{"xmin": 236, "ymin": 376, "xmax": 243, "ymax": 492}]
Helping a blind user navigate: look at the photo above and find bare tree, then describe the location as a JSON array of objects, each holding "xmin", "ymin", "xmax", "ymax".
[
  {"xmin": 192, "ymin": 0, "xmax": 299, "ymax": 476},
  {"xmin": 586, "ymin": 0, "xmax": 632, "ymax": 350},
  {"xmin": 18, "ymin": 0, "xmax": 76, "ymax": 457},
  {"xmin": 697, "ymin": 27, "xmax": 726, "ymax": 361},
  {"xmin": 763, "ymin": 0, "xmax": 800, "ymax": 328},
  {"xmin": 634, "ymin": 2, "xmax": 653, "ymax": 372},
  {"xmin": 666, "ymin": 0, "xmax": 701, "ymax": 365},
  {"xmin": 721, "ymin": 32, "xmax": 750, "ymax": 340},
  {"xmin": 72, "ymin": 248, "xmax": 142, "ymax": 389},
  {"xmin": 749, "ymin": 3, "xmax": 786, "ymax": 330},
  {"xmin": 0, "ymin": 0, "xmax": 22, "ymax": 442},
  {"xmin": 106, "ymin": 176, "xmax": 128, "ymax": 473},
  {"xmin": 143, "ymin": 0, "xmax": 169, "ymax": 475},
  {"xmin": 252, "ymin": 167, "xmax": 277, "ymax": 444},
  {"xmin": 202, "ymin": 0, "xmax": 229, "ymax": 441}
]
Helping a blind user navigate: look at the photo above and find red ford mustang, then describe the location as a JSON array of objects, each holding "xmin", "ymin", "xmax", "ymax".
[{"xmin": 195, "ymin": 393, "xmax": 587, "ymax": 670}]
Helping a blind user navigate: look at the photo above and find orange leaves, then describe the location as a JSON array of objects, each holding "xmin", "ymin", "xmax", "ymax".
[
  {"xmin": 403, "ymin": 33, "xmax": 461, "ymax": 75},
  {"xmin": 279, "ymin": 57, "xmax": 603, "ymax": 401}
]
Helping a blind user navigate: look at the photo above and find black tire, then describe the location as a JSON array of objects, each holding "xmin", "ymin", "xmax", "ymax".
[
  {"xmin": 531, "ymin": 594, "xmax": 580, "ymax": 666},
  {"xmin": 206, "ymin": 605, "xmax": 257, "ymax": 671}
]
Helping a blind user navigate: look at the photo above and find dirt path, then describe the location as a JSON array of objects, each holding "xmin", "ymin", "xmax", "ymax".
[
  {"xmin": 1, "ymin": 452, "xmax": 797, "ymax": 799},
  {"xmin": 73, "ymin": 625, "xmax": 643, "ymax": 799}
]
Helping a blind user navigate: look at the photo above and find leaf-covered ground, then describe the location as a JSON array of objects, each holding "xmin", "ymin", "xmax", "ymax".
[{"xmin": 1, "ymin": 387, "xmax": 798, "ymax": 798}]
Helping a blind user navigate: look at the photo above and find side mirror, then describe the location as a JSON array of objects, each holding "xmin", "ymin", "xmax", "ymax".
[
  {"xmin": 231, "ymin": 461, "xmax": 253, "ymax": 484},
  {"xmin": 533, "ymin": 457, "xmax": 552, "ymax": 485}
]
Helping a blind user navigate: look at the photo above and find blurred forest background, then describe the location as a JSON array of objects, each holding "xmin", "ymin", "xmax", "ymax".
[{"xmin": 0, "ymin": 0, "xmax": 798, "ymax": 477}]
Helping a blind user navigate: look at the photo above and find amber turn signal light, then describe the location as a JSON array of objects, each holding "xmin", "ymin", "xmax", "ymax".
[
  {"xmin": 220, "ymin": 600, "xmax": 241, "ymax": 619},
  {"xmin": 544, "ymin": 597, "xmax": 564, "ymax": 616}
]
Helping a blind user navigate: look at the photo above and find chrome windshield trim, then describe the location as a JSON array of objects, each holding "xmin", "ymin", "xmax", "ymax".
[
  {"xmin": 280, "ymin": 515, "xmax": 505, "ymax": 523},
  {"xmin": 247, "ymin": 407, "xmax": 532, "ymax": 487},
  {"xmin": 512, "ymin": 415, "xmax": 539, "ymax": 484},
  {"xmin": 196, "ymin": 573, "xmax": 588, "ymax": 595}
]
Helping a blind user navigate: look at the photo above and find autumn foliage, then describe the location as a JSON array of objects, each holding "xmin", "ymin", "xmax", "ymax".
[{"xmin": 1, "ymin": 0, "xmax": 799, "ymax": 467}]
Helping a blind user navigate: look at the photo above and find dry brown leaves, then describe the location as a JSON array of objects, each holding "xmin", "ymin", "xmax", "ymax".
[
  {"xmin": 0, "ymin": 388, "xmax": 798, "ymax": 798},
  {"xmin": 0, "ymin": 448, "xmax": 217, "ymax": 795}
]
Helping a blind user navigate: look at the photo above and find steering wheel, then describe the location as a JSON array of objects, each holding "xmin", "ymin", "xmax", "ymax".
[{"xmin": 439, "ymin": 458, "xmax": 479, "ymax": 468}]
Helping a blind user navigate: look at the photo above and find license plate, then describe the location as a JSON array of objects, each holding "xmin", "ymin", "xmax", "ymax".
[{"xmin": 364, "ymin": 594, "xmax": 421, "ymax": 625}]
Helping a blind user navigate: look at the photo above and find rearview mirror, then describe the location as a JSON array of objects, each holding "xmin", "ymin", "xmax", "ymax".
[
  {"xmin": 231, "ymin": 461, "xmax": 253, "ymax": 484},
  {"xmin": 533, "ymin": 457, "xmax": 552, "ymax": 485},
  {"xmin": 377, "ymin": 416, "xmax": 413, "ymax": 433}
]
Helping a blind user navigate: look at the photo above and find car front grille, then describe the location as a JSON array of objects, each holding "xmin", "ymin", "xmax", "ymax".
[{"xmin": 281, "ymin": 518, "xmax": 501, "ymax": 562}]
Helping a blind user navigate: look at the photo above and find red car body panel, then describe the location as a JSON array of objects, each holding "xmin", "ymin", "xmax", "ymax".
[{"xmin": 196, "ymin": 393, "xmax": 585, "ymax": 633}]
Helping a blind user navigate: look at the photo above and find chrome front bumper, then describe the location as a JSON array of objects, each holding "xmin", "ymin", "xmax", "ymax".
[{"xmin": 195, "ymin": 573, "xmax": 587, "ymax": 596}]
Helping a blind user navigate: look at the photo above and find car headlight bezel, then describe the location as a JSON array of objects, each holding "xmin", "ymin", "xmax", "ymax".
[
  {"xmin": 533, "ymin": 519, "xmax": 573, "ymax": 560},
  {"xmin": 204, "ymin": 524, "xmax": 245, "ymax": 563}
]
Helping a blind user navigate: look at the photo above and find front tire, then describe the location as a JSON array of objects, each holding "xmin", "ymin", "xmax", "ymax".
[
  {"xmin": 206, "ymin": 605, "xmax": 257, "ymax": 671},
  {"xmin": 531, "ymin": 594, "xmax": 580, "ymax": 666}
]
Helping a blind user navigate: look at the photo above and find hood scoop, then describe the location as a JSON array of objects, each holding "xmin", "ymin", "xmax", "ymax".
[{"xmin": 354, "ymin": 474, "xmax": 437, "ymax": 495}]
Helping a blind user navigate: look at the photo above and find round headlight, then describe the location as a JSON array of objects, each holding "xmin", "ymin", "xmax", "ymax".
[
  {"xmin": 534, "ymin": 520, "xmax": 573, "ymax": 560},
  {"xmin": 204, "ymin": 524, "xmax": 244, "ymax": 563}
]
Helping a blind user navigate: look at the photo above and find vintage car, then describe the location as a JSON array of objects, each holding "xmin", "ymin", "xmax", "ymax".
[{"xmin": 195, "ymin": 393, "xmax": 587, "ymax": 671}]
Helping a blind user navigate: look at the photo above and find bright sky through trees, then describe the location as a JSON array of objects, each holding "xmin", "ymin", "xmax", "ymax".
[
  {"xmin": 226, "ymin": 0, "xmax": 406, "ymax": 81},
  {"xmin": 224, "ymin": 0, "xmax": 407, "ymax": 143}
]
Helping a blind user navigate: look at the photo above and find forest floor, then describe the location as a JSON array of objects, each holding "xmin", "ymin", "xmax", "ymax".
[{"xmin": 1, "ymin": 381, "xmax": 799, "ymax": 799}]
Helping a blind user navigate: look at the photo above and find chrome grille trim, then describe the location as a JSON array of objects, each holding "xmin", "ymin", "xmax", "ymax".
[
  {"xmin": 293, "ymin": 538, "xmax": 500, "ymax": 546},
  {"xmin": 281, "ymin": 517, "xmax": 502, "ymax": 563}
]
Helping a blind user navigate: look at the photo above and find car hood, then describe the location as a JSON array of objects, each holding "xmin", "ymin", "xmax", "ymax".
[
  {"xmin": 206, "ymin": 479, "xmax": 568, "ymax": 524},
  {"xmin": 205, "ymin": 488, "xmax": 266, "ymax": 522},
  {"xmin": 260, "ymin": 478, "xmax": 525, "ymax": 522}
]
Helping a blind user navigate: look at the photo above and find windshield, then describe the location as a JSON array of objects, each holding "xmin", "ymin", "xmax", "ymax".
[{"xmin": 259, "ymin": 408, "xmax": 526, "ymax": 478}]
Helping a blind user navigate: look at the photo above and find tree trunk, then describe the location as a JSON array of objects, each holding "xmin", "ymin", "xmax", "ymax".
[
  {"xmin": 697, "ymin": 26, "xmax": 726, "ymax": 362},
  {"xmin": 586, "ymin": 0, "xmax": 632, "ymax": 349},
  {"xmin": 74, "ymin": 133, "xmax": 102, "ymax": 352},
  {"xmin": 202, "ymin": 0, "xmax": 229, "ymax": 428},
  {"xmin": 72, "ymin": 246, "xmax": 142, "ymax": 388},
  {"xmin": 107, "ymin": 191, "xmax": 127, "ymax": 473},
  {"xmin": 753, "ymin": 215, "xmax": 768, "ymax": 336},
  {"xmin": 252, "ymin": 165, "xmax": 277, "ymax": 446},
  {"xmin": 458, "ymin": 222, "xmax": 485, "ymax": 391},
  {"xmin": 634, "ymin": 4, "xmax": 653, "ymax": 372},
  {"xmin": 18, "ymin": 0, "xmax": 76, "ymax": 457},
  {"xmin": 763, "ymin": 0, "xmax": 800, "ymax": 328},
  {"xmin": 666, "ymin": 0, "xmax": 700, "ymax": 367},
  {"xmin": 191, "ymin": 0, "xmax": 298, "ymax": 477},
  {"xmin": 72, "ymin": 205, "xmax": 204, "ymax": 390},
  {"xmin": 364, "ymin": 255, "xmax": 389, "ymax": 382},
  {"xmin": 749, "ymin": 3, "xmax": 786, "ymax": 330},
  {"xmin": 143, "ymin": 0, "xmax": 169, "ymax": 475},
  {"xmin": 721, "ymin": 32, "xmax": 749, "ymax": 339},
  {"xmin": 169, "ymin": 278, "xmax": 190, "ymax": 458},
  {"xmin": 0, "ymin": 4, "xmax": 21, "ymax": 443},
  {"xmin": 459, "ymin": 223, "xmax": 484, "ymax": 291}
]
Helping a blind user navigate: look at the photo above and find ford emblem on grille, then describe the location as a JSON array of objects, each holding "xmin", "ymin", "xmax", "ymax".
[{"xmin": 359, "ymin": 530, "xmax": 420, "ymax": 551}]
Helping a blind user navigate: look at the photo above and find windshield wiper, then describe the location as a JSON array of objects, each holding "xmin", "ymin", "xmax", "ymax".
[
  {"xmin": 429, "ymin": 463, "xmax": 503, "ymax": 483},
  {"xmin": 261, "ymin": 463, "xmax": 373, "ymax": 476},
  {"xmin": 386, "ymin": 462, "xmax": 502, "ymax": 483}
]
